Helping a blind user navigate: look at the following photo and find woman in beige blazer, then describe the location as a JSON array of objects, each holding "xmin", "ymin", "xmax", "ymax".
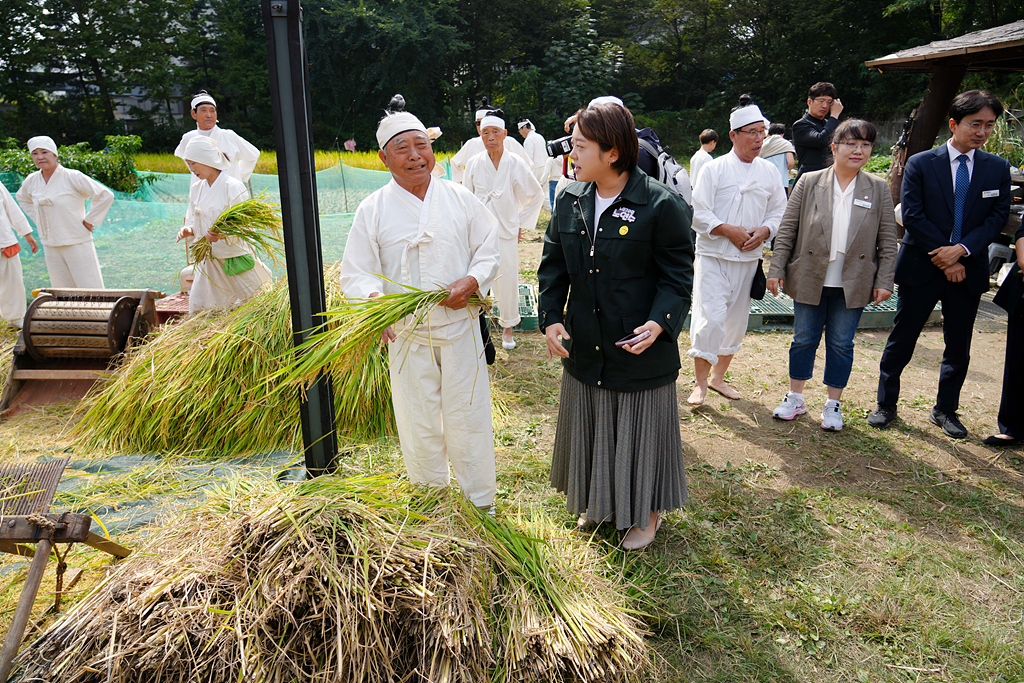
[{"xmin": 767, "ymin": 119, "xmax": 898, "ymax": 431}]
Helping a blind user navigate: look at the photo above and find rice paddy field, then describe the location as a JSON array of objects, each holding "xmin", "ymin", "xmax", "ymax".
[
  {"xmin": 134, "ymin": 150, "xmax": 451, "ymax": 175},
  {"xmin": 2, "ymin": 235, "xmax": 1024, "ymax": 682}
]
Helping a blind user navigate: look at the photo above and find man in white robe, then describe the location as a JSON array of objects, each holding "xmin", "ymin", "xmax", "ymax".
[
  {"xmin": 518, "ymin": 118, "xmax": 551, "ymax": 215},
  {"xmin": 174, "ymin": 92, "xmax": 261, "ymax": 188},
  {"xmin": 0, "ymin": 184, "xmax": 37, "ymax": 327},
  {"xmin": 449, "ymin": 107, "xmax": 531, "ymax": 184},
  {"xmin": 341, "ymin": 109, "xmax": 501, "ymax": 509},
  {"xmin": 17, "ymin": 136, "xmax": 114, "ymax": 289},
  {"xmin": 687, "ymin": 104, "xmax": 786, "ymax": 405},
  {"xmin": 464, "ymin": 115, "xmax": 542, "ymax": 350}
]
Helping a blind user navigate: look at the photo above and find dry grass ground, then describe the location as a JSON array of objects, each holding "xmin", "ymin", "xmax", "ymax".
[{"xmin": 1, "ymin": 232, "xmax": 1022, "ymax": 681}]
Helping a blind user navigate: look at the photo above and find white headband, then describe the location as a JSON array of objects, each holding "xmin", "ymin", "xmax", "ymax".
[
  {"xmin": 475, "ymin": 109, "xmax": 491, "ymax": 121},
  {"xmin": 183, "ymin": 136, "xmax": 229, "ymax": 170},
  {"xmin": 27, "ymin": 136, "xmax": 58, "ymax": 156},
  {"xmin": 191, "ymin": 94, "xmax": 217, "ymax": 110},
  {"xmin": 589, "ymin": 96, "xmax": 624, "ymax": 108},
  {"xmin": 518, "ymin": 119, "xmax": 533, "ymax": 129},
  {"xmin": 480, "ymin": 116, "xmax": 505, "ymax": 131},
  {"xmin": 376, "ymin": 112, "xmax": 429, "ymax": 150},
  {"xmin": 730, "ymin": 105, "xmax": 767, "ymax": 131}
]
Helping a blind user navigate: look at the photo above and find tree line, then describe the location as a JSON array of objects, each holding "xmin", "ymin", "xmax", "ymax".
[{"xmin": 1, "ymin": 0, "xmax": 1020, "ymax": 159}]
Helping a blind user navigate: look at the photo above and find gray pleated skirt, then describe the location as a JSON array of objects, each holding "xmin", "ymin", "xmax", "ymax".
[{"xmin": 550, "ymin": 372, "xmax": 689, "ymax": 531}]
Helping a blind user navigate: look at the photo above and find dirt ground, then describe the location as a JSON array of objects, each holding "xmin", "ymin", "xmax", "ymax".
[{"xmin": 512, "ymin": 234, "xmax": 1022, "ymax": 502}]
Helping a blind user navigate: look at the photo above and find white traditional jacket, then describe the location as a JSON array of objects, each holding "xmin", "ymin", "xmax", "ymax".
[
  {"xmin": 341, "ymin": 176, "xmax": 500, "ymax": 345},
  {"xmin": 450, "ymin": 136, "xmax": 530, "ymax": 183},
  {"xmin": 0, "ymin": 185, "xmax": 32, "ymax": 250},
  {"xmin": 175, "ymin": 126, "xmax": 260, "ymax": 184},
  {"xmin": 16, "ymin": 165, "xmax": 114, "ymax": 247},
  {"xmin": 184, "ymin": 172, "xmax": 253, "ymax": 260},
  {"xmin": 463, "ymin": 151, "xmax": 542, "ymax": 240},
  {"xmin": 691, "ymin": 150, "xmax": 787, "ymax": 262}
]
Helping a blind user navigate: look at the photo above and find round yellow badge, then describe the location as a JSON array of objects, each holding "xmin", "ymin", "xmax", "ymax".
[{"xmin": 619, "ymin": 226, "xmax": 628, "ymax": 235}]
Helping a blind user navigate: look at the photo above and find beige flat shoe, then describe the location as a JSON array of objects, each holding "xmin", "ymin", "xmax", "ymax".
[{"xmin": 621, "ymin": 513, "xmax": 662, "ymax": 551}]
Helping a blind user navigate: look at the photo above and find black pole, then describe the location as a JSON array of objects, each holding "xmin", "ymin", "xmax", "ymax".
[{"xmin": 262, "ymin": 0, "xmax": 338, "ymax": 476}]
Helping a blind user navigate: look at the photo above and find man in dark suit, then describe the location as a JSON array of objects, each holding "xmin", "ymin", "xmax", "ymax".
[{"xmin": 868, "ymin": 90, "xmax": 1011, "ymax": 438}]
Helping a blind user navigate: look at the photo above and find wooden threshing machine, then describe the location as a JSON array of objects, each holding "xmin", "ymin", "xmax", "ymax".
[{"xmin": 1, "ymin": 288, "xmax": 164, "ymax": 418}]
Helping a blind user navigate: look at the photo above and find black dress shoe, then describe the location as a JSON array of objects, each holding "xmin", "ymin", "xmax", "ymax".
[
  {"xmin": 930, "ymin": 409, "xmax": 968, "ymax": 439},
  {"xmin": 867, "ymin": 406, "xmax": 897, "ymax": 428},
  {"xmin": 983, "ymin": 435, "xmax": 1022, "ymax": 447}
]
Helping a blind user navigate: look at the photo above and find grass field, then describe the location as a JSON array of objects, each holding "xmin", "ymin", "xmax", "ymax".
[
  {"xmin": 1, "ymin": 236, "xmax": 1021, "ymax": 682},
  {"xmin": 134, "ymin": 149, "xmax": 452, "ymax": 175}
]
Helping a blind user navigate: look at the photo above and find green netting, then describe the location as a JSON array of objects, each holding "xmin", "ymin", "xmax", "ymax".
[{"xmin": 1, "ymin": 160, "xmax": 427, "ymax": 295}]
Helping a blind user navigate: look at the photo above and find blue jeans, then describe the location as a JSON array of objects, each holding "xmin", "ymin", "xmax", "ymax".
[
  {"xmin": 789, "ymin": 287, "xmax": 863, "ymax": 389},
  {"xmin": 549, "ymin": 180, "xmax": 558, "ymax": 208}
]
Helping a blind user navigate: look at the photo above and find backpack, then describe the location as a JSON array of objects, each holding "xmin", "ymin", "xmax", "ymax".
[{"xmin": 636, "ymin": 128, "xmax": 693, "ymax": 206}]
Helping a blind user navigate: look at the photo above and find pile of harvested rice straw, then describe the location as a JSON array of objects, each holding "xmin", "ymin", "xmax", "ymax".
[
  {"xmin": 12, "ymin": 477, "xmax": 648, "ymax": 682},
  {"xmin": 72, "ymin": 268, "xmax": 395, "ymax": 454}
]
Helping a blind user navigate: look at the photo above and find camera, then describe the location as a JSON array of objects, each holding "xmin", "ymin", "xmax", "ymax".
[{"xmin": 546, "ymin": 135, "xmax": 572, "ymax": 158}]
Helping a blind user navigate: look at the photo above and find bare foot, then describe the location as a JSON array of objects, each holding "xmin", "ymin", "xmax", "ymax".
[
  {"xmin": 687, "ymin": 385, "xmax": 707, "ymax": 405},
  {"xmin": 708, "ymin": 379, "xmax": 741, "ymax": 400}
]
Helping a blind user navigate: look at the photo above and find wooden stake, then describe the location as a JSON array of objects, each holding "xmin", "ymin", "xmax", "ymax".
[{"xmin": 0, "ymin": 537, "xmax": 52, "ymax": 682}]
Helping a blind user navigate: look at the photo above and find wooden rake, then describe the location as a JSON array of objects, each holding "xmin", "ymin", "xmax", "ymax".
[{"xmin": 0, "ymin": 457, "xmax": 131, "ymax": 681}]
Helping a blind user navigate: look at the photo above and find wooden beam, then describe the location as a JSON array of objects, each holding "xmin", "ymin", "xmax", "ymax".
[
  {"xmin": 83, "ymin": 531, "xmax": 131, "ymax": 559},
  {"xmin": 0, "ymin": 538, "xmax": 51, "ymax": 682},
  {"xmin": 0, "ymin": 540, "xmax": 34, "ymax": 557},
  {"xmin": 11, "ymin": 369, "xmax": 108, "ymax": 381},
  {"xmin": 0, "ymin": 514, "xmax": 92, "ymax": 544}
]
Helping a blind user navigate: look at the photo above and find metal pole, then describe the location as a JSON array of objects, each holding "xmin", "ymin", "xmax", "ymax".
[{"xmin": 262, "ymin": 0, "xmax": 337, "ymax": 476}]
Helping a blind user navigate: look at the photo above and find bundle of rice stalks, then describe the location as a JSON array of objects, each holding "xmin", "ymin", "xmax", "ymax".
[
  {"xmin": 277, "ymin": 285, "xmax": 491, "ymax": 396},
  {"xmin": 72, "ymin": 268, "xmax": 395, "ymax": 455},
  {"xmin": 190, "ymin": 195, "xmax": 284, "ymax": 268},
  {"xmin": 12, "ymin": 476, "xmax": 648, "ymax": 683}
]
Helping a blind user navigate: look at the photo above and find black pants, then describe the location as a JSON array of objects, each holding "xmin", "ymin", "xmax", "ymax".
[
  {"xmin": 876, "ymin": 279, "xmax": 980, "ymax": 413},
  {"xmin": 998, "ymin": 304, "xmax": 1024, "ymax": 438}
]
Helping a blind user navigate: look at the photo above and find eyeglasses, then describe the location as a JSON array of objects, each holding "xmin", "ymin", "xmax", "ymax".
[
  {"xmin": 738, "ymin": 127, "xmax": 767, "ymax": 138},
  {"xmin": 960, "ymin": 121, "xmax": 995, "ymax": 133},
  {"xmin": 811, "ymin": 97, "xmax": 834, "ymax": 106},
  {"xmin": 836, "ymin": 141, "xmax": 873, "ymax": 152}
]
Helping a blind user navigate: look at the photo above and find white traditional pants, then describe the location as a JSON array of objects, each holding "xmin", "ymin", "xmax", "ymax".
[
  {"xmin": 189, "ymin": 257, "xmax": 272, "ymax": 314},
  {"xmin": 43, "ymin": 241, "xmax": 104, "ymax": 289},
  {"xmin": 0, "ymin": 253, "xmax": 27, "ymax": 326},
  {"xmin": 688, "ymin": 256, "xmax": 758, "ymax": 366},
  {"xmin": 388, "ymin": 326, "xmax": 496, "ymax": 507},
  {"xmin": 493, "ymin": 236, "xmax": 521, "ymax": 329}
]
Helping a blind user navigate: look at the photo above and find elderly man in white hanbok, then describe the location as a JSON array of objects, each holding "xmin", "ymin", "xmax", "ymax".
[
  {"xmin": 341, "ymin": 109, "xmax": 501, "ymax": 509},
  {"xmin": 464, "ymin": 115, "xmax": 542, "ymax": 350},
  {"xmin": 449, "ymin": 107, "xmax": 531, "ymax": 184},
  {"xmin": 174, "ymin": 92, "xmax": 261, "ymax": 187},
  {"xmin": 0, "ymin": 183, "xmax": 38, "ymax": 327},
  {"xmin": 176, "ymin": 137, "xmax": 272, "ymax": 314},
  {"xmin": 17, "ymin": 136, "xmax": 113, "ymax": 289},
  {"xmin": 518, "ymin": 118, "xmax": 551, "ymax": 216},
  {"xmin": 687, "ymin": 102, "xmax": 786, "ymax": 405}
]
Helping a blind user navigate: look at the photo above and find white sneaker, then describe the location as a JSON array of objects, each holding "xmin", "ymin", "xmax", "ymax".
[
  {"xmin": 773, "ymin": 393, "xmax": 807, "ymax": 420},
  {"xmin": 821, "ymin": 401, "xmax": 844, "ymax": 431}
]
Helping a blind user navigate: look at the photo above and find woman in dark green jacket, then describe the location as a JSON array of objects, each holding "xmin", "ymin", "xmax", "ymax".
[{"xmin": 538, "ymin": 101, "xmax": 695, "ymax": 549}]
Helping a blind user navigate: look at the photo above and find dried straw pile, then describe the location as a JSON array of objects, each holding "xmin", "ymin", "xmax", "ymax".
[
  {"xmin": 72, "ymin": 268, "xmax": 394, "ymax": 454},
  {"xmin": 13, "ymin": 477, "xmax": 648, "ymax": 683}
]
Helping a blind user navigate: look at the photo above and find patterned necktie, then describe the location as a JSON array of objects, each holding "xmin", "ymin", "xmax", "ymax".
[{"xmin": 952, "ymin": 153, "xmax": 969, "ymax": 245}]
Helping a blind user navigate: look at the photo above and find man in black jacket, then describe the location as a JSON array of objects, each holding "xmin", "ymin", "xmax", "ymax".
[{"xmin": 792, "ymin": 82, "xmax": 843, "ymax": 180}]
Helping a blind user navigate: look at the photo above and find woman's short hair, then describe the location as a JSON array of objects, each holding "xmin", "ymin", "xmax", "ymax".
[
  {"xmin": 949, "ymin": 90, "xmax": 1004, "ymax": 123},
  {"xmin": 832, "ymin": 119, "xmax": 877, "ymax": 144},
  {"xmin": 574, "ymin": 103, "xmax": 639, "ymax": 174},
  {"xmin": 768, "ymin": 123, "xmax": 786, "ymax": 137},
  {"xmin": 699, "ymin": 129, "xmax": 719, "ymax": 144}
]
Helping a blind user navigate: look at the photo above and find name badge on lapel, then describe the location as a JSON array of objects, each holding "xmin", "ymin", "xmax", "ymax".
[
  {"xmin": 853, "ymin": 198, "xmax": 872, "ymax": 209},
  {"xmin": 611, "ymin": 207, "xmax": 636, "ymax": 222},
  {"xmin": 982, "ymin": 189, "xmax": 1000, "ymax": 198}
]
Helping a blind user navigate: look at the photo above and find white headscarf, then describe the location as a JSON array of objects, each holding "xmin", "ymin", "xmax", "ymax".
[
  {"xmin": 517, "ymin": 119, "xmax": 533, "ymax": 130},
  {"xmin": 588, "ymin": 96, "xmax": 624, "ymax": 108},
  {"xmin": 183, "ymin": 136, "xmax": 229, "ymax": 170},
  {"xmin": 730, "ymin": 105, "xmax": 767, "ymax": 131},
  {"xmin": 376, "ymin": 112, "xmax": 429, "ymax": 150},
  {"xmin": 475, "ymin": 108, "xmax": 492, "ymax": 121},
  {"xmin": 27, "ymin": 136, "xmax": 58, "ymax": 156},
  {"xmin": 480, "ymin": 115, "xmax": 505, "ymax": 131},
  {"xmin": 191, "ymin": 93, "xmax": 217, "ymax": 110}
]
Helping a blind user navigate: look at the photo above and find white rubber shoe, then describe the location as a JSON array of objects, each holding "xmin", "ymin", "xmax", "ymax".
[
  {"xmin": 821, "ymin": 401, "xmax": 844, "ymax": 431},
  {"xmin": 773, "ymin": 393, "xmax": 807, "ymax": 420}
]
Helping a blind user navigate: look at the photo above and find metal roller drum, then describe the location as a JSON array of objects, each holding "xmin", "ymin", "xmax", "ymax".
[{"xmin": 22, "ymin": 293, "xmax": 139, "ymax": 362}]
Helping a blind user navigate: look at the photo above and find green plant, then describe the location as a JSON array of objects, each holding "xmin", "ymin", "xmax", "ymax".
[
  {"xmin": 0, "ymin": 135, "xmax": 156, "ymax": 194},
  {"xmin": 984, "ymin": 111, "xmax": 1024, "ymax": 170}
]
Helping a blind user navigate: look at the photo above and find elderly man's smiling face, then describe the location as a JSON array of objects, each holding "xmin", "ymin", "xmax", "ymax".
[{"xmin": 378, "ymin": 131, "xmax": 435, "ymax": 189}]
